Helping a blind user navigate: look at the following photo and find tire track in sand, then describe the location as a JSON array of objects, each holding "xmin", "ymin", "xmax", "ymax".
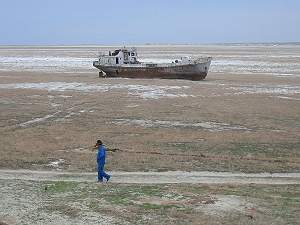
[{"xmin": 0, "ymin": 169, "xmax": 300, "ymax": 185}]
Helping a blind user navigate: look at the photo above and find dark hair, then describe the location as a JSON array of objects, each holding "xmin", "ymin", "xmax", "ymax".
[{"xmin": 96, "ymin": 140, "xmax": 103, "ymax": 145}]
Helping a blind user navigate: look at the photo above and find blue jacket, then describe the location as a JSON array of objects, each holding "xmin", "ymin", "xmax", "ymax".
[{"xmin": 97, "ymin": 145, "xmax": 106, "ymax": 165}]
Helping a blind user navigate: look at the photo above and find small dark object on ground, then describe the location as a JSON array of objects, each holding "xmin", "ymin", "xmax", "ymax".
[
  {"xmin": 202, "ymin": 199, "xmax": 216, "ymax": 204},
  {"xmin": 0, "ymin": 221, "xmax": 9, "ymax": 225},
  {"xmin": 246, "ymin": 215, "xmax": 254, "ymax": 219},
  {"xmin": 245, "ymin": 207, "xmax": 256, "ymax": 219}
]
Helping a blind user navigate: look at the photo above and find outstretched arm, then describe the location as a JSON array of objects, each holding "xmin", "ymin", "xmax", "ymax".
[
  {"xmin": 92, "ymin": 144, "xmax": 98, "ymax": 151},
  {"xmin": 107, "ymin": 148, "xmax": 118, "ymax": 152}
]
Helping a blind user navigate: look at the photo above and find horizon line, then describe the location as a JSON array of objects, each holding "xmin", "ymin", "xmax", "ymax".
[{"xmin": 0, "ymin": 41, "xmax": 300, "ymax": 47}]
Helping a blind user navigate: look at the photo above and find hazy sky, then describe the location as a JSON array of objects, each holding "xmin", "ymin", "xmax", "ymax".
[{"xmin": 0, "ymin": 0, "xmax": 299, "ymax": 45}]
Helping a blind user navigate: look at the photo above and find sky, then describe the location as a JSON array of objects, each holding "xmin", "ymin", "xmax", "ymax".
[{"xmin": 0, "ymin": 0, "xmax": 299, "ymax": 45}]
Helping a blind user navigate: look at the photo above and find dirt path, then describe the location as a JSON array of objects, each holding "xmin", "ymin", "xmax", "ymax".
[{"xmin": 1, "ymin": 169, "xmax": 300, "ymax": 184}]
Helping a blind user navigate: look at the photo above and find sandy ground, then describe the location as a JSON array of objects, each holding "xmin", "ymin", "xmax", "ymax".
[{"xmin": 1, "ymin": 169, "xmax": 300, "ymax": 185}]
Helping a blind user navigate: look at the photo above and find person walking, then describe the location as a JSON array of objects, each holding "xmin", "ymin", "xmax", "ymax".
[{"xmin": 94, "ymin": 140, "xmax": 111, "ymax": 182}]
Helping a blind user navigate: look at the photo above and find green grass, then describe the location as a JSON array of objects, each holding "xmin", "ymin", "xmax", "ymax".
[
  {"xmin": 43, "ymin": 181, "xmax": 79, "ymax": 193},
  {"xmin": 104, "ymin": 193, "xmax": 132, "ymax": 205},
  {"xmin": 32, "ymin": 180, "xmax": 300, "ymax": 225},
  {"xmin": 140, "ymin": 203, "xmax": 180, "ymax": 210}
]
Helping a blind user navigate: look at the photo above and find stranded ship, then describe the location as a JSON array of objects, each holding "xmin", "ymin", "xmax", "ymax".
[{"xmin": 93, "ymin": 47, "xmax": 212, "ymax": 81}]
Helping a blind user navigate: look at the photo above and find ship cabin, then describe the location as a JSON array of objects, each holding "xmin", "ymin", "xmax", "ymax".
[{"xmin": 98, "ymin": 47, "xmax": 138, "ymax": 65}]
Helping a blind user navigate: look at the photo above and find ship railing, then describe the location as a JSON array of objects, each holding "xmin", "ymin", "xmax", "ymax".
[{"xmin": 93, "ymin": 57, "xmax": 212, "ymax": 67}]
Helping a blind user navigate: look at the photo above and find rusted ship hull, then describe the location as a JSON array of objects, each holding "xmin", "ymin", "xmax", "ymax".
[{"xmin": 93, "ymin": 60, "xmax": 211, "ymax": 81}]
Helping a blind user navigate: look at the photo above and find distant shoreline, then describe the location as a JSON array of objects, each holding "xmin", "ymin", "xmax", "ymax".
[{"xmin": 0, "ymin": 42, "xmax": 300, "ymax": 48}]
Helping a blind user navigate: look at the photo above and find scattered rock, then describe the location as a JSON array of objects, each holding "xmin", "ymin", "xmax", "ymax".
[{"xmin": 47, "ymin": 159, "xmax": 65, "ymax": 169}]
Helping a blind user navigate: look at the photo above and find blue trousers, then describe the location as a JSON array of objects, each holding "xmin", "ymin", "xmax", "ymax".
[{"xmin": 97, "ymin": 163, "xmax": 110, "ymax": 181}]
